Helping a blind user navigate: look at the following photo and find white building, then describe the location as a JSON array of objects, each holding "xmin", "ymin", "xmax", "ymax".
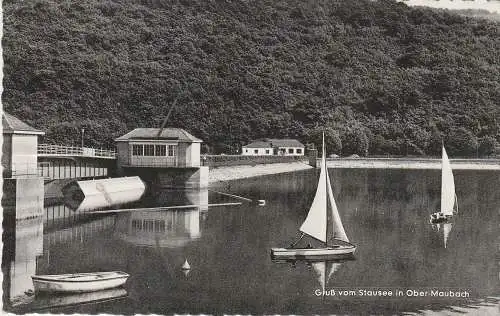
[
  {"xmin": 242, "ymin": 139, "xmax": 305, "ymax": 156},
  {"xmin": 2, "ymin": 112, "xmax": 45, "ymax": 178},
  {"xmin": 115, "ymin": 128, "xmax": 202, "ymax": 168}
]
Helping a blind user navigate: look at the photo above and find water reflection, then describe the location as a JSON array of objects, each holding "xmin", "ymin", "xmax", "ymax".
[
  {"xmin": 272, "ymin": 257, "xmax": 354, "ymax": 294},
  {"xmin": 114, "ymin": 209, "xmax": 201, "ymax": 248},
  {"xmin": 2, "ymin": 169, "xmax": 499, "ymax": 314},
  {"xmin": 147, "ymin": 188, "xmax": 209, "ymax": 210},
  {"xmin": 2, "ymin": 214, "xmax": 117, "ymax": 311},
  {"xmin": 2, "ymin": 217, "xmax": 43, "ymax": 308},
  {"xmin": 432, "ymin": 223, "xmax": 453, "ymax": 249},
  {"xmin": 44, "ymin": 204, "xmax": 94, "ymax": 229},
  {"xmin": 311, "ymin": 261, "xmax": 343, "ymax": 293}
]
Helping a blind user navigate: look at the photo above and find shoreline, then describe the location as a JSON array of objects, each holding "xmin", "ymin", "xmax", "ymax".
[
  {"xmin": 325, "ymin": 158, "xmax": 500, "ymax": 170},
  {"xmin": 207, "ymin": 158, "xmax": 500, "ymax": 183},
  {"xmin": 208, "ymin": 161, "xmax": 313, "ymax": 183}
]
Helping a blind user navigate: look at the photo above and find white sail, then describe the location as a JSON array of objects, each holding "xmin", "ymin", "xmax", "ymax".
[
  {"xmin": 299, "ymin": 136, "xmax": 328, "ymax": 242},
  {"xmin": 441, "ymin": 146, "xmax": 455, "ymax": 216},
  {"xmin": 326, "ymin": 168, "xmax": 349, "ymax": 243}
]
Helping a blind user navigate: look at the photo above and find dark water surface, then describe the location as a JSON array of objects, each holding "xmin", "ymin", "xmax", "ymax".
[{"xmin": 3, "ymin": 169, "xmax": 499, "ymax": 314}]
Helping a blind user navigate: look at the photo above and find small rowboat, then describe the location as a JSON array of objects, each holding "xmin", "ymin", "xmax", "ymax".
[
  {"xmin": 32, "ymin": 271, "xmax": 129, "ymax": 293},
  {"xmin": 12, "ymin": 288, "xmax": 128, "ymax": 313}
]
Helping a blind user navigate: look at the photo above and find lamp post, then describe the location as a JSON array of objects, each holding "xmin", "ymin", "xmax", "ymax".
[{"xmin": 81, "ymin": 128, "xmax": 85, "ymax": 148}]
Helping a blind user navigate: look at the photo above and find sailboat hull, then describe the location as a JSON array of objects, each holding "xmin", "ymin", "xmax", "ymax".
[
  {"xmin": 430, "ymin": 212, "xmax": 452, "ymax": 224},
  {"xmin": 270, "ymin": 244, "xmax": 356, "ymax": 260}
]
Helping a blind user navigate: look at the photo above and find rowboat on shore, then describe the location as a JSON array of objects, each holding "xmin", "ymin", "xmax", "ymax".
[
  {"xmin": 32, "ymin": 271, "xmax": 129, "ymax": 293},
  {"xmin": 12, "ymin": 288, "xmax": 128, "ymax": 313}
]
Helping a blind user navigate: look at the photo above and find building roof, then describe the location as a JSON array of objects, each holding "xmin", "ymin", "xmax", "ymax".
[
  {"xmin": 243, "ymin": 141, "xmax": 272, "ymax": 148},
  {"xmin": 243, "ymin": 138, "xmax": 304, "ymax": 148},
  {"xmin": 2, "ymin": 112, "xmax": 45, "ymax": 135},
  {"xmin": 115, "ymin": 128, "xmax": 202, "ymax": 142}
]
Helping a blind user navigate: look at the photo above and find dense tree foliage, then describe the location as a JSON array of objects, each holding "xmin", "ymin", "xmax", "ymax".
[{"xmin": 3, "ymin": 0, "xmax": 499, "ymax": 156}]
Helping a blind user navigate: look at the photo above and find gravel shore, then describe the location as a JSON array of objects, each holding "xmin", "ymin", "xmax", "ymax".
[
  {"xmin": 208, "ymin": 158, "xmax": 500, "ymax": 184},
  {"xmin": 208, "ymin": 161, "xmax": 313, "ymax": 183},
  {"xmin": 326, "ymin": 158, "xmax": 500, "ymax": 170}
]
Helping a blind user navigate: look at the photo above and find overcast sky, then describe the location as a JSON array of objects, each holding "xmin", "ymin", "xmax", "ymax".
[{"xmin": 398, "ymin": 0, "xmax": 500, "ymax": 13}]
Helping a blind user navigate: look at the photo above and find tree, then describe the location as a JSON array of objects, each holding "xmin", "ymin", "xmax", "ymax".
[
  {"xmin": 3, "ymin": 0, "xmax": 499, "ymax": 155},
  {"xmin": 342, "ymin": 128, "xmax": 369, "ymax": 157},
  {"xmin": 478, "ymin": 136, "xmax": 497, "ymax": 157},
  {"xmin": 445, "ymin": 127, "xmax": 478, "ymax": 157},
  {"xmin": 426, "ymin": 125, "xmax": 443, "ymax": 156},
  {"xmin": 308, "ymin": 126, "xmax": 342, "ymax": 156}
]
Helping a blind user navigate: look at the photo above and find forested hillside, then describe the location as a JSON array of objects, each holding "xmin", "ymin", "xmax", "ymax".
[
  {"xmin": 454, "ymin": 9, "xmax": 500, "ymax": 22},
  {"xmin": 3, "ymin": 0, "xmax": 499, "ymax": 156}
]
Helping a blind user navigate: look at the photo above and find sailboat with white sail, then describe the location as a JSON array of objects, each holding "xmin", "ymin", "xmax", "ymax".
[
  {"xmin": 430, "ymin": 146, "xmax": 458, "ymax": 223},
  {"xmin": 271, "ymin": 134, "xmax": 356, "ymax": 260}
]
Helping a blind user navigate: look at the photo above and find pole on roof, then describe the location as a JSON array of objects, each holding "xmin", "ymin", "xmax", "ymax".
[{"xmin": 156, "ymin": 95, "xmax": 181, "ymax": 138}]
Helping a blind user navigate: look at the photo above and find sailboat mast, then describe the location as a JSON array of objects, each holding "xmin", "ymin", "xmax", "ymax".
[
  {"xmin": 299, "ymin": 132, "xmax": 329, "ymax": 244},
  {"xmin": 322, "ymin": 132, "xmax": 329, "ymax": 248}
]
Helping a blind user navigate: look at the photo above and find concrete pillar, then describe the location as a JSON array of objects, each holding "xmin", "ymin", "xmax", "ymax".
[
  {"xmin": 138, "ymin": 166, "xmax": 209, "ymax": 189},
  {"xmin": 188, "ymin": 166, "xmax": 208, "ymax": 189},
  {"xmin": 10, "ymin": 218, "xmax": 43, "ymax": 300},
  {"xmin": 2, "ymin": 178, "xmax": 44, "ymax": 220}
]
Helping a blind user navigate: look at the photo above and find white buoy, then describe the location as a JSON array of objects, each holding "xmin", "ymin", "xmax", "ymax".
[
  {"xmin": 182, "ymin": 259, "xmax": 191, "ymax": 270},
  {"xmin": 258, "ymin": 200, "xmax": 266, "ymax": 206}
]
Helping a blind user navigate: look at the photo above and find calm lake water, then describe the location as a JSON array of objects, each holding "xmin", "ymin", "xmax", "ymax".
[{"xmin": 3, "ymin": 169, "xmax": 499, "ymax": 314}]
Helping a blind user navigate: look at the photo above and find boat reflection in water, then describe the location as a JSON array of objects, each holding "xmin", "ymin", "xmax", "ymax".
[
  {"xmin": 114, "ymin": 208, "xmax": 201, "ymax": 248},
  {"xmin": 432, "ymin": 223, "xmax": 453, "ymax": 248},
  {"xmin": 311, "ymin": 261, "xmax": 344, "ymax": 294},
  {"xmin": 272, "ymin": 258, "xmax": 352, "ymax": 294}
]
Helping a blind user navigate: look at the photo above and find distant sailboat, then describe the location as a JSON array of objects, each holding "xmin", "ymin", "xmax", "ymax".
[
  {"xmin": 430, "ymin": 146, "xmax": 458, "ymax": 223},
  {"xmin": 271, "ymin": 133, "xmax": 356, "ymax": 260}
]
